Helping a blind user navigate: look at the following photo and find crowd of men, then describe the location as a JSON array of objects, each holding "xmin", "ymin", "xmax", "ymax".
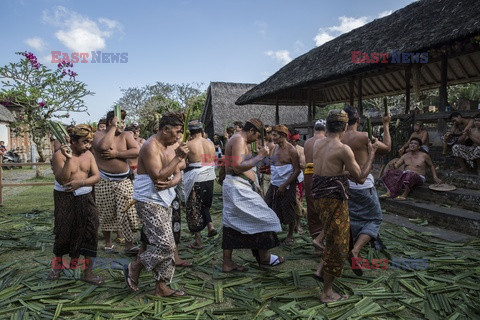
[{"xmin": 47, "ymin": 107, "xmax": 480, "ymax": 302}]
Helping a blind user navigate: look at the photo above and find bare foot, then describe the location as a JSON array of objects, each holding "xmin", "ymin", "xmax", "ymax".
[
  {"xmin": 47, "ymin": 269, "xmax": 61, "ymax": 280},
  {"xmin": 175, "ymin": 259, "xmax": 193, "ymax": 267},
  {"xmin": 81, "ymin": 274, "xmax": 104, "ymax": 285},
  {"xmin": 124, "ymin": 262, "xmax": 140, "ymax": 291},
  {"xmin": 155, "ymin": 288, "xmax": 186, "ymax": 297},
  {"xmin": 222, "ymin": 262, "xmax": 248, "ymax": 273},
  {"xmin": 186, "ymin": 242, "xmax": 203, "ymax": 250},
  {"xmin": 321, "ymin": 291, "xmax": 349, "ymax": 303}
]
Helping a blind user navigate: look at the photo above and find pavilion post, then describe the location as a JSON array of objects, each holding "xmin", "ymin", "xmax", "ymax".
[
  {"xmin": 439, "ymin": 52, "xmax": 448, "ymax": 113},
  {"xmin": 405, "ymin": 66, "xmax": 412, "ymax": 114},
  {"xmin": 349, "ymin": 78, "xmax": 355, "ymax": 106},
  {"xmin": 357, "ymin": 77, "xmax": 363, "ymax": 116}
]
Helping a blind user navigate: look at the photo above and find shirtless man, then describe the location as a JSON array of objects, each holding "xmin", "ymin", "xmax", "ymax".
[
  {"xmin": 399, "ymin": 121, "xmax": 429, "ymax": 154},
  {"xmin": 50, "ymin": 125, "xmax": 103, "ymax": 284},
  {"xmin": 341, "ymin": 106, "xmax": 391, "ymax": 275},
  {"xmin": 265, "ymin": 125, "xmax": 301, "ymax": 246},
  {"xmin": 303, "ymin": 119, "xmax": 326, "ymax": 252},
  {"xmin": 288, "ymin": 129, "xmax": 306, "ymax": 234},
  {"xmin": 452, "ymin": 115, "xmax": 480, "ymax": 174},
  {"xmin": 126, "ymin": 112, "xmax": 189, "ymax": 297},
  {"xmin": 443, "ymin": 111, "xmax": 474, "ymax": 154},
  {"xmin": 124, "ymin": 123, "xmax": 146, "ymax": 174},
  {"xmin": 222, "ymin": 119, "xmax": 284, "ymax": 272},
  {"xmin": 92, "ymin": 110, "xmax": 140, "ymax": 254},
  {"xmin": 259, "ymin": 126, "xmax": 275, "ymax": 194},
  {"xmin": 382, "ymin": 138, "xmax": 442, "ymax": 199},
  {"xmin": 184, "ymin": 120, "xmax": 217, "ymax": 249},
  {"xmin": 311, "ymin": 110, "xmax": 377, "ymax": 303}
]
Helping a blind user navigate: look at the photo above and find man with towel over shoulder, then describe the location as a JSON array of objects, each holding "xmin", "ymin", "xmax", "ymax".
[{"xmin": 265, "ymin": 124, "xmax": 301, "ymax": 246}]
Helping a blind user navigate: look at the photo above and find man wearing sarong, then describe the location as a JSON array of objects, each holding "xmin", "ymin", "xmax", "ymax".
[
  {"xmin": 92, "ymin": 110, "xmax": 141, "ymax": 254},
  {"xmin": 184, "ymin": 120, "xmax": 217, "ymax": 249},
  {"xmin": 443, "ymin": 111, "xmax": 474, "ymax": 155},
  {"xmin": 311, "ymin": 110, "xmax": 378, "ymax": 303},
  {"xmin": 259, "ymin": 125, "xmax": 275, "ymax": 195},
  {"xmin": 126, "ymin": 113, "xmax": 189, "ymax": 297},
  {"xmin": 399, "ymin": 121, "xmax": 429, "ymax": 155},
  {"xmin": 303, "ymin": 119, "xmax": 326, "ymax": 253},
  {"xmin": 49, "ymin": 125, "xmax": 103, "ymax": 285},
  {"xmin": 265, "ymin": 125, "xmax": 301, "ymax": 246},
  {"xmin": 222, "ymin": 119, "xmax": 284, "ymax": 272},
  {"xmin": 452, "ymin": 114, "xmax": 480, "ymax": 174},
  {"xmin": 288, "ymin": 129, "xmax": 306, "ymax": 235},
  {"xmin": 382, "ymin": 137, "xmax": 442, "ymax": 199},
  {"xmin": 341, "ymin": 105, "xmax": 391, "ymax": 275}
]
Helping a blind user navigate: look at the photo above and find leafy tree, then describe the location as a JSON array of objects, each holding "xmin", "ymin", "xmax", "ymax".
[
  {"xmin": 0, "ymin": 52, "xmax": 93, "ymax": 161},
  {"xmin": 115, "ymin": 82, "xmax": 206, "ymax": 137}
]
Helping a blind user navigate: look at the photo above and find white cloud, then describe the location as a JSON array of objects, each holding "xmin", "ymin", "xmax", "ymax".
[
  {"xmin": 378, "ymin": 10, "xmax": 393, "ymax": 18},
  {"xmin": 42, "ymin": 6, "xmax": 122, "ymax": 52},
  {"xmin": 329, "ymin": 16, "xmax": 369, "ymax": 34},
  {"xmin": 265, "ymin": 50, "xmax": 292, "ymax": 65},
  {"xmin": 40, "ymin": 54, "xmax": 54, "ymax": 64},
  {"xmin": 313, "ymin": 12, "xmax": 388, "ymax": 47},
  {"xmin": 25, "ymin": 37, "xmax": 47, "ymax": 51},
  {"xmin": 314, "ymin": 31, "xmax": 334, "ymax": 46},
  {"xmin": 255, "ymin": 21, "xmax": 268, "ymax": 38}
]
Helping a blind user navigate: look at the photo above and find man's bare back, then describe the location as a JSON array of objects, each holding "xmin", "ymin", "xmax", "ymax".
[
  {"xmin": 341, "ymin": 131, "xmax": 369, "ymax": 167},
  {"xmin": 304, "ymin": 135, "xmax": 324, "ymax": 164},
  {"xmin": 187, "ymin": 135, "xmax": 215, "ymax": 164}
]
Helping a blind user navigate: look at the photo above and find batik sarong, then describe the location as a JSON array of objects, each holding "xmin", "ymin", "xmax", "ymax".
[
  {"xmin": 304, "ymin": 172, "xmax": 322, "ymax": 238},
  {"xmin": 96, "ymin": 177, "xmax": 140, "ymax": 242},
  {"xmin": 265, "ymin": 182, "xmax": 297, "ymax": 225},
  {"xmin": 53, "ymin": 190, "xmax": 99, "ymax": 258},
  {"xmin": 452, "ymin": 144, "xmax": 480, "ymax": 167},
  {"xmin": 136, "ymin": 201, "xmax": 175, "ymax": 282},
  {"xmin": 311, "ymin": 175, "xmax": 350, "ymax": 277},
  {"xmin": 185, "ymin": 180, "xmax": 214, "ymax": 233},
  {"xmin": 382, "ymin": 169, "xmax": 425, "ymax": 198},
  {"xmin": 171, "ymin": 197, "xmax": 182, "ymax": 244}
]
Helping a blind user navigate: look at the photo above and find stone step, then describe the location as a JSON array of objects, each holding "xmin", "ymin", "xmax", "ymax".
[
  {"xmin": 382, "ymin": 213, "xmax": 474, "ymax": 242},
  {"xmin": 437, "ymin": 170, "xmax": 480, "ymax": 190},
  {"xmin": 412, "ymin": 185, "xmax": 480, "ymax": 212},
  {"xmin": 380, "ymin": 197, "xmax": 480, "ymax": 236}
]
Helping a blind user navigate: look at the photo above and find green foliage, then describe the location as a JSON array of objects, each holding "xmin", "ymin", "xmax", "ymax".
[
  {"xmin": 114, "ymin": 82, "xmax": 206, "ymax": 138},
  {"xmin": 0, "ymin": 52, "xmax": 93, "ymax": 161}
]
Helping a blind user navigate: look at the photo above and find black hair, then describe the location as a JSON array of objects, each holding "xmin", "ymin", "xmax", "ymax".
[
  {"xmin": 410, "ymin": 137, "xmax": 423, "ymax": 146},
  {"xmin": 190, "ymin": 128, "xmax": 203, "ymax": 135},
  {"xmin": 106, "ymin": 110, "xmax": 127, "ymax": 125},
  {"xmin": 314, "ymin": 123, "xmax": 326, "ymax": 131},
  {"xmin": 449, "ymin": 111, "xmax": 461, "ymax": 119},
  {"xmin": 158, "ymin": 112, "xmax": 185, "ymax": 130},
  {"xmin": 343, "ymin": 105, "xmax": 359, "ymax": 125},
  {"xmin": 242, "ymin": 122, "xmax": 259, "ymax": 133},
  {"xmin": 326, "ymin": 121, "xmax": 347, "ymax": 133}
]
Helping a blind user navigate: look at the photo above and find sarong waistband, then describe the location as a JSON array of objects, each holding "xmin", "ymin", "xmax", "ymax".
[
  {"xmin": 311, "ymin": 174, "xmax": 349, "ymax": 200},
  {"xmin": 99, "ymin": 169, "xmax": 130, "ymax": 181},
  {"xmin": 304, "ymin": 163, "xmax": 314, "ymax": 175},
  {"xmin": 54, "ymin": 180, "xmax": 92, "ymax": 196},
  {"xmin": 226, "ymin": 173, "xmax": 256, "ymax": 191},
  {"xmin": 184, "ymin": 162, "xmax": 203, "ymax": 173}
]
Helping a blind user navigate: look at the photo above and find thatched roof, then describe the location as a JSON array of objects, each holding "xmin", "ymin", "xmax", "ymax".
[
  {"xmin": 200, "ymin": 82, "xmax": 308, "ymax": 136},
  {"xmin": 0, "ymin": 105, "xmax": 15, "ymax": 123},
  {"xmin": 236, "ymin": 0, "xmax": 480, "ymax": 106}
]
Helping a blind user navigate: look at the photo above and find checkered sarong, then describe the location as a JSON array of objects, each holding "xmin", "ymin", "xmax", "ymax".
[{"xmin": 96, "ymin": 178, "xmax": 140, "ymax": 242}]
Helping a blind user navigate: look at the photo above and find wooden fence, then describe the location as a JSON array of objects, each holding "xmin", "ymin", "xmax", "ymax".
[{"xmin": 0, "ymin": 161, "xmax": 54, "ymax": 206}]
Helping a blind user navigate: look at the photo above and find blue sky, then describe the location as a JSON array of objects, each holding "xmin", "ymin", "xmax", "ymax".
[{"xmin": 0, "ymin": 0, "xmax": 416, "ymax": 124}]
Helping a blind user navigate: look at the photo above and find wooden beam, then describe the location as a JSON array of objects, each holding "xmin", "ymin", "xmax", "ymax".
[
  {"xmin": 405, "ymin": 66, "xmax": 411, "ymax": 114},
  {"xmin": 423, "ymin": 64, "xmax": 438, "ymax": 84},
  {"xmin": 349, "ymin": 78, "xmax": 355, "ymax": 106},
  {"xmin": 357, "ymin": 77, "xmax": 363, "ymax": 116},
  {"xmin": 466, "ymin": 54, "xmax": 480, "ymax": 75},
  {"xmin": 438, "ymin": 53, "xmax": 448, "ymax": 112}
]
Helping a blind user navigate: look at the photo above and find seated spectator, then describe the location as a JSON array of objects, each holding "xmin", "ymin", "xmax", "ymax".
[
  {"xmin": 452, "ymin": 114, "xmax": 480, "ymax": 174},
  {"xmin": 0, "ymin": 141, "xmax": 6, "ymax": 156},
  {"xmin": 398, "ymin": 121, "xmax": 429, "ymax": 155},
  {"xmin": 381, "ymin": 138, "xmax": 442, "ymax": 200},
  {"xmin": 443, "ymin": 111, "xmax": 474, "ymax": 154}
]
